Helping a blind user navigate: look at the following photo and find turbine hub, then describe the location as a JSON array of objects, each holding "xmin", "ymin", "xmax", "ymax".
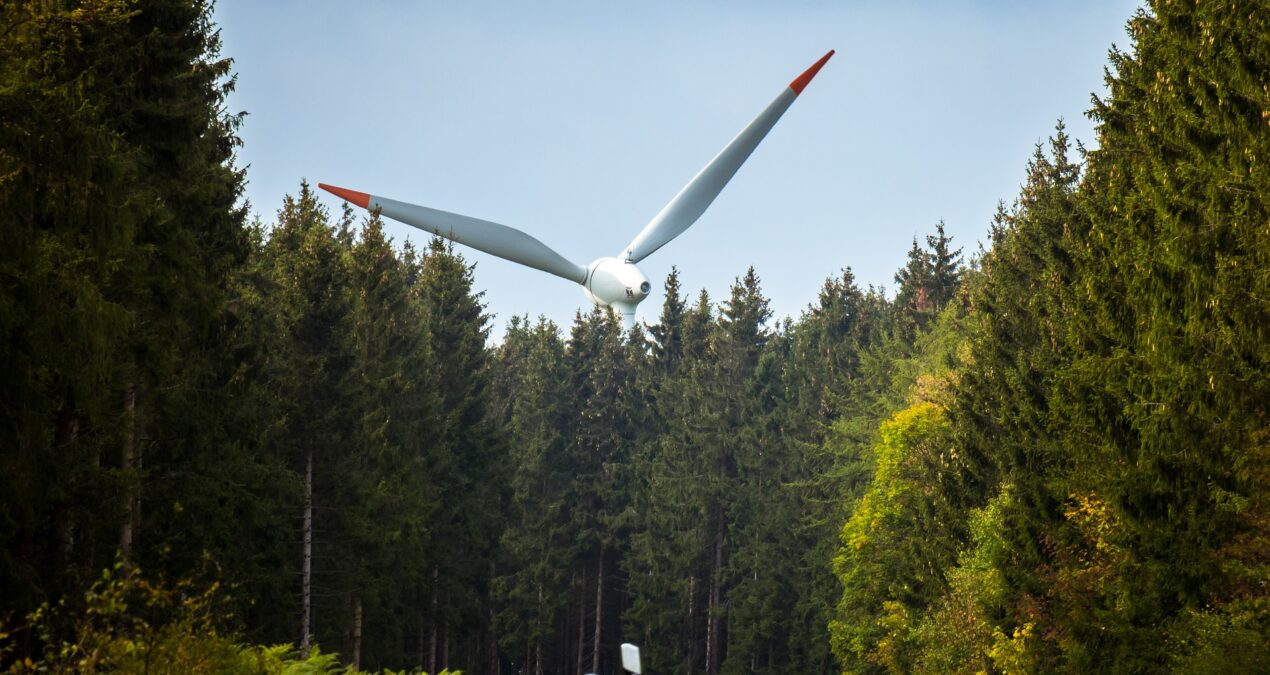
[{"xmin": 583, "ymin": 257, "xmax": 650, "ymax": 321}]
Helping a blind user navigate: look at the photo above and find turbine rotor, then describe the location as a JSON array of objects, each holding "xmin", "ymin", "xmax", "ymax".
[{"xmin": 318, "ymin": 50, "xmax": 834, "ymax": 330}]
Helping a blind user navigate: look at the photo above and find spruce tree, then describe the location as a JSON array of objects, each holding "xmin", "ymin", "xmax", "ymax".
[
  {"xmin": 623, "ymin": 285, "xmax": 714, "ymax": 674},
  {"xmin": 413, "ymin": 237, "xmax": 505, "ymax": 673},
  {"xmin": 650, "ymin": 267, "xmax": 687, "ymax": 375},
  {"xmin": 946, "ymin": 126, "xmax": 1085, "ymax": 670},
  {"xmin": 893, "ymin": 224, "xmax": 963, "ymax": 342},
  {"xmin": 563, "ymin": 307, "xmax": 639, "ymax": 675},
  {"xmin": 701, "ymin": 268, "xmax": 772, "ymax": 675},
  {"xmin": 261, "ymin": 183, "xmax": 356, "ymax": 656},
  {"xmin": 783, "ymin": 269, "xmax": 889, "ymax": 674},
  {"xmin": 925, "ymin": 221, "xmax": 963, "ymax": 312},
  {"xmin": 0, "ymin": 0, "xmax": 247, "ymax": 625},
  {"xmin": 491, "ymin": 317, "xmax": 572, "ymax": 675},
  {"xmin": 1058, "ymin": 2, "xmax": 1270, "ymax": 668},
  {"xmin": 339, "ymin": 213, "xmax": 441, "ymax": 669}
]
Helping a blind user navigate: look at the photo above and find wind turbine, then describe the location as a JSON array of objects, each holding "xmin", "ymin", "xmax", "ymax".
[{"xmin": 320, "ymin": 50, "xmax": 833, "ymax": 329}]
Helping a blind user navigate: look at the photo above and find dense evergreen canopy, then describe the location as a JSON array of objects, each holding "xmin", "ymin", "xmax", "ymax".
[{"xmin": 1, "ymin": 1, "xmax": 1266, "ymax": 673}]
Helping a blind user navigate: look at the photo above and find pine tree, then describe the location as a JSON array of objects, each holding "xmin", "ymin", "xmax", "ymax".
[
  {"xmin": 623, "ymin": 286, "xmax": 714, "ymax": 675},
  {"xmin": 781, "ymin": 269, "xmax": 890, "ymax": 674},
  {"xmin": 700, "ymin": 268, "xmax": 772, "ymax": 674},
  {"xmin": 944, "ymin": 125, "xmax": 1085, "ymax": 670},
  {"xmin": 563, "ymin": 307, "xmax": 639, "ymax": 675},
  {"xmin": 722, "ymin": 320, "xmax": 798, "ymax": 675},
  {"xmin": 260, "ymin": 183, "xmax": 357, "ymax": 656},
  {"xmin": 140, "ymin": 215, "xmax": 297, "ymax": 645},
  {"xmin": 0, "ymin": 0, "xmax": 248, "ymax": 626},
  {"xmin": 891, "ymin": 239, "xmax": 933, "ymax": 342},
  {"xmin": 413, "ymin": 238, "xmax": 505, "ymax": 673},
  {"xmin": 491, "ymin": 316, "xmax": 573, "ymax": 675},
  {"xmin": 893, "ymin": 223, "xmax": 963, "ymax": 342},
  {"xmin": 925, "ymin": 221, "xmax": 963, "ymax": 312},
  {"xmin": 339, "ymin": 213, "xmax": 441, "ymax": 669},
  {"xmin": 1055, "ymin": 2, "xmax": 1270, "ymax": 668},
  {"xmin": 650, "ymin": 267, "xmax": 687, "ymax": 375}
]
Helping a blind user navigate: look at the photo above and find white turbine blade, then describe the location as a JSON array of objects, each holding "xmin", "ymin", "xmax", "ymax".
[
  {"xmin": 319, "ymin": 183, "xmax": 588, "ymax": 284},
  {"xmin": 621, "ymin": 50, "xmax": 834, "ymax": 264}
]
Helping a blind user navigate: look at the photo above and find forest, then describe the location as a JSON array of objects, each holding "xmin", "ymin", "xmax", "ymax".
[{"xmin": 1, "ymin": 1, "xmax": 1267, "ymax": 673}]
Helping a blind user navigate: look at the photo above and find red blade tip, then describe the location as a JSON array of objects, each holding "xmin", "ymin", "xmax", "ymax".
[
  {"xmin": 789, "ymin": 49, "xmax": 834, "ymax": 95},
  {"xmin": 318, "ymin": 183, "xmax": 370, "ymax": 209}
]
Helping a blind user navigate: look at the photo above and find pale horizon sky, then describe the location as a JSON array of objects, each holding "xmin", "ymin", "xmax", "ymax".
[{"xmin": 214, "ymin": 0, "xmax": 1142, "ymax": 338}]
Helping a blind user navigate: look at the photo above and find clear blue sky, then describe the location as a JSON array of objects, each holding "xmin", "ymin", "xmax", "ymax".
[{"xmin": 214, "ymin": 0, "xmax": 1141, "ymax": 337}]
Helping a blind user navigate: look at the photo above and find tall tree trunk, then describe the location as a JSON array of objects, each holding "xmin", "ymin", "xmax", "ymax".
[
  {"xmin": 561, "ymin": 581, "xmax": 569, "ymax": 674},
  {"xmin": 119, "ymin": 385, "xmax": 138, "ymax": 558},
  {"xmin": 351, "ymin": 595, "xmax": 363, "ymax": 670},
  {"xmin": 429, "ymin": 618, "xmax": 437, "ymax": 674},
  {"xmin": 707, "ymin": 518, "xmax": 723, "ymax": 675},
  {"xmin": 51, "ymin": 405, "xmax": 78, "ymax": 583},
  {"xmin": 592, "ymin": 546, "xmax": 604, "ymax": 675},
  {"xmin": 688, "ymin": 573, "xmax": 697, "ymax": 671},
  {"xmin": 536, "ymin": 583, "xmax": 545, "ymax": 675},
  {"xmin": 441, "ymin": 622, "xmax": 450, "ymax": 671},
  {"xmin": 418, "ymin": 619, "xmax": 426, "ymax": 671},
  {"xmin": 429, "ymin": 566, "xmax": 439, "ymax": 675},
  {"xmin": 300, "ymin": 449, "xmax": 314, "ymax": 657},
  {"xmin": 575, "ymin": 570, "xmax": 586, "ymax": 675},
  {"xmin": 486, "ymin": 563, "xmax": 500, "ymax": 674}
]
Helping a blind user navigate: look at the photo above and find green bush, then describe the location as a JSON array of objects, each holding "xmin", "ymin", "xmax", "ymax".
[{"xmin": 0, "ymin": 562, "xmax": 457, "ymax": 674}]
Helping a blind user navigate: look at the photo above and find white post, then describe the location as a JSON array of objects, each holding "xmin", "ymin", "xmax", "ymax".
[{"xmin": 621, "ymin": 643, "xmax": 642, "ymax": 674}]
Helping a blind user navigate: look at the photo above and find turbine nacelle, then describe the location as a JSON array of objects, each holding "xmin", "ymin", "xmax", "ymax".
[
  {"xmin": 583, "ymin": 257, "xmax": 651, "ymax": 324},
  {"xmin": 318, "ymin": 50, "xmax": 834, "ymax": 331}
]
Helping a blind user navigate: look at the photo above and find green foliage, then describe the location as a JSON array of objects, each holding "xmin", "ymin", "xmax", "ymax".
[
  {"xmin": 0, "ymin": 562, "xmax": 462, "ymax": 674},
  {"xmin": 907, "ymin": 488, "xmax": 1011, "ymax": 674},
  {"xmin": 940, "ymin": 123, "xmax": 1088, "ymax": 671},
  {"xmin": 832, "ymin": 2, "xmax": 1270, "ymax": 672},
  {"xmin": 620, "ymin": 275, "xmax": 712, "ymax": 674},
  {"xmin": 411, "ymin": 237, "xmax": 504, "ymax": 671},
  {"xmin": 1059, "ymin": 5, "xmax": 1270, "ymax": 667},
  {"xmin": 0, "ymin": 0, "xmax": 248, "ymax": 617},
  {"xmin": 1166, "ymin": 598, "xmax": 1270, "ymax": 674},
  {"xmin": 489, "ymin": 315, "xmax": 573, "ymax": 672},
  {"xmin": 2, "ymin": 562, "xmax": 261, "ymax": 673},
  {"xmin": 33, "ymin": 569, "xmax": 231, "ymax": 672},
  {"xmin": 891, "ymin": 222, "xmax": 963, "ymax": 342},
  {"xmin": 830, "ymin": 402, "xmax": 962, "ymax": 673}
]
